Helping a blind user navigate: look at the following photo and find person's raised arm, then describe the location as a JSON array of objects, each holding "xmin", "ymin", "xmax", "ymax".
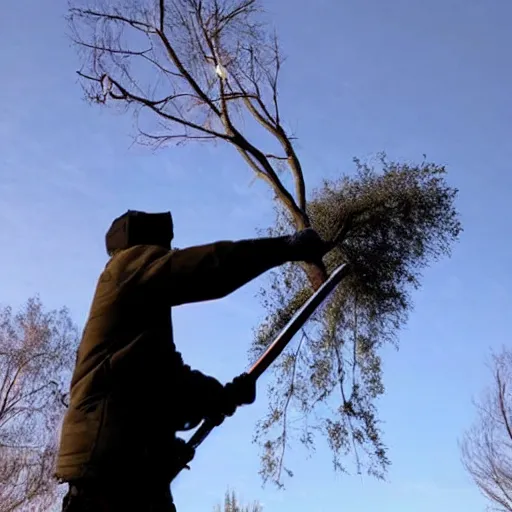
[{"xmin": 141, "ymin": 229, "xmax": 330, "ymax": 306}]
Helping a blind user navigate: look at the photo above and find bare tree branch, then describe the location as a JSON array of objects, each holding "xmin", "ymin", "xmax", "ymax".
[
  {"xmin": 0, "ymin": 298, "xmax": 78, "ymax": 511},
  {"xmin": 265, "ymin": 154, "xmax": 288, "ymax": 161},
  {"xmin": 499, "ymin": 372, "xmax": 512, "ymax": 442},
  {"xmin": 274, "ymin": 334, "xmax": 306, "ymax": 484},
  {"xmin": 462, "ymin": 347, "xmax": 512, "ymax": 511},
  {"xmin": 70, "ymin": 8, "xmax": 156, "ymax": 33},
  {"xmin": 159, "ymin": 0, "xmax": 165, "ymax": 32},
  {"xmin": 78, "ymin": 71, "xmax": 231, "ymax": 140},
  {"xmin": 69, "ymin": 0, "xmax": 310, "ymax": 227}
]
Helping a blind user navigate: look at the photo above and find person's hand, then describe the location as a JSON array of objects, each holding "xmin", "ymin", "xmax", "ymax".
[
  {"xmin": 200, "ymin": 376, "xmax": 231, "ymax": 426},
  {"xmin": 203, "ymin": 373, "xmax": 256, "ymax": 426},
  {"xmin": 173, "ymin": 437, "xmax": 195, "ymax": 465},
  {"xmin": 169, "ymin": 436, "xmax": 196, "ymax": 475},
  {"xmin": 288, "ymin": 228, "xmax": 332, "ymax": 263},
  {"xmin": 198, "ymin": 373, "xmax": 257, "ymax": 428},
  {"xmin": 224, "ymin": 373, "xmax": 256, "ymax": 407}
]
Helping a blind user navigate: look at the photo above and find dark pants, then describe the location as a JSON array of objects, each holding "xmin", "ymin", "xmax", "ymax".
[{"xmin": 61, "ymin": 480, "xmax": 177, "ymax": 512}]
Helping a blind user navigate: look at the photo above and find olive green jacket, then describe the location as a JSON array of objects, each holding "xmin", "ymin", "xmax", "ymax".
[{"xmin": 55, "ymin": 236, "xmax": 293, "ymax": 483}]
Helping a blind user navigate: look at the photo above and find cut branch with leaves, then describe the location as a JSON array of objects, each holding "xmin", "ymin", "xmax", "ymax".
[
  {"xmin": 69, "ymin": 0, "xmax": 462, "ymax": 488},
  {"xmin": 253, "ymin": 156, "xmax": 461, "ymax": 485}
]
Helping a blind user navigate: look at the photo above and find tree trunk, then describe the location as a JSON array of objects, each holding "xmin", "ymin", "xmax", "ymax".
[{"xmin": 292, "ymin": 213, "xmax": 329, "ymax": 291}]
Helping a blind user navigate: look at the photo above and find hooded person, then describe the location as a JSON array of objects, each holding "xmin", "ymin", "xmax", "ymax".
[{"xmin": 56, "ymin": 210, "xmax": 332, "ymax": 512}]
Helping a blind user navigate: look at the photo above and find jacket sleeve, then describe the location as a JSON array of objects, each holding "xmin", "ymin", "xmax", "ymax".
[
  {"xmin": 141, "ymin": 235, "xmax": 295, "ymax": 306},
  {"xmin": 167, "ymin": 351, "xmax": 225, "ymax": 430}
]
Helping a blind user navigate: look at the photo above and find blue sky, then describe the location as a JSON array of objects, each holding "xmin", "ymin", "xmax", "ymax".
[{"xmin": 1, "ymin": 0, "xmax": 511, "ymax": 510}]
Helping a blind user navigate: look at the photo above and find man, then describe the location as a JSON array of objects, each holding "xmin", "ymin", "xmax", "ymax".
[{"xmin": 56, "ymin": 210, "xmax": 331, "ymax": 511}]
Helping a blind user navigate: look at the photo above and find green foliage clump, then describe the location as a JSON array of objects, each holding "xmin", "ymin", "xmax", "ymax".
[{"xmin": 252, "ymin": 154, "xmax": 462, "ymax": 486}]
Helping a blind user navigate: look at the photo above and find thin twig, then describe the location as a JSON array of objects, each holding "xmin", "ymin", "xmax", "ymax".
[
  {"xmin": 70, "ymin": 8, "xmax": 155, "ymax": 33},
  {"xmin": 77, "ymin": 71, "xmax": 231, "ymax": 140},
  {"xmin": 265, "ymin": 153, "xmax": 288, "ymax": 161},
  {"xmin": 276, "ymin": 334, "xmax": 306, "ymax": 484}
]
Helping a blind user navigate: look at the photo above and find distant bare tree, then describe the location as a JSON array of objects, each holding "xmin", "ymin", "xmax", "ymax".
[
  {"xmin": 214, "ymin": 489, "xmax": 263, "ymax": 512},
  {"xmin": 0, "ymin": 297, "xmax": 78, "ymax": 512},
  {"xmin": 68, "ymin": 0, "xmax": 462, "ymax": 486},
  {"xmin": 461, "ymin": 348, "xmax": 512, "ymax": 512}
]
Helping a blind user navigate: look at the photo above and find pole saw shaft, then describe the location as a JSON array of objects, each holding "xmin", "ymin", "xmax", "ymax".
[
  {"xmin": 170, "ymin": 263, "xmax": 351, "ymax": 482},
  {"xmin": 248, "ymin": 262, "xmax": 350, "ymax": 380}
]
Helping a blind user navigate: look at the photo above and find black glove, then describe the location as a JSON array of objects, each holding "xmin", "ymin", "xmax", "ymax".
[
  {"xmin": 165, "ymin": 436, "xmax": 195, "ymax": 480},
  {"xmin": 198, "ymin": 375, "xmax": 231, "ymax": 426},
  {"xmin": 181, "ymin": 370, "xmax": 257, "ymax": 427},
  {"xmin": 288, "ymin": 228, "xmax": 332, "ymax": 263},
  {"xmin": 172, "ymin": 436, "xmax": 195, "ymax": 469},
  {"xmin": 224, "ymin": 373, "xmax": 256, "ymax": 408},
  {"xmin": 204, "ymin": 373, "xmax": 256, "ymax": 426}
]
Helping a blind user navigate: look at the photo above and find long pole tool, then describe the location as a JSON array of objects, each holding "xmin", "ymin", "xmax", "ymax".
[{"xmin": 171, "ymin": 261, "xmax": 351, "ymax": 481}]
